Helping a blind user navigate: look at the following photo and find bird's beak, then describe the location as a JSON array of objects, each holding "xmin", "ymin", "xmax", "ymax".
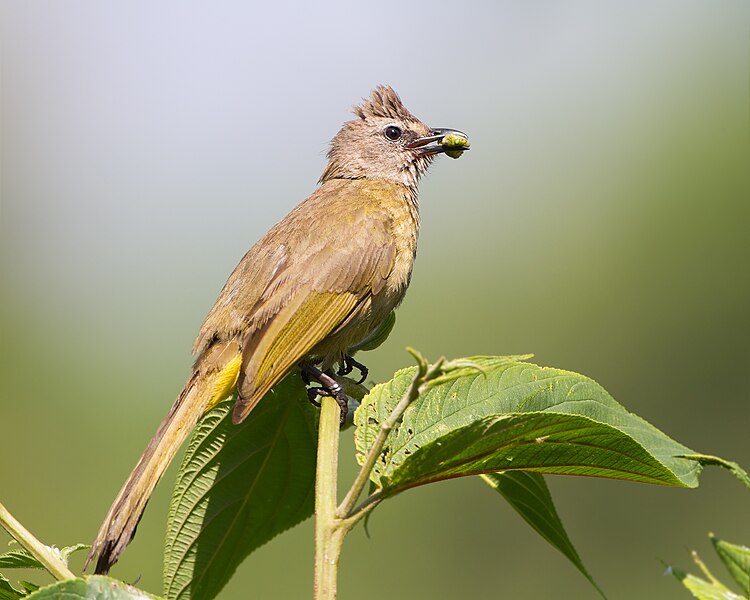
[{"xmin": 405, "ymin": 128, "xmax": 471, "ymax": 156}]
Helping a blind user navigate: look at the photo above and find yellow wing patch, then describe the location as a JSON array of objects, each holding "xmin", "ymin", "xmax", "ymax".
[{"xmin": 205, "ymin": 352, "xmax": 243, "ymax": 412}]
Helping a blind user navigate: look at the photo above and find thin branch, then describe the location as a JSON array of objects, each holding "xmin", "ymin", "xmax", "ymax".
[
  {"xmin": 336, "ymin": 348, "xmax": 444, "ymax": 519},
  {"xmin": 339, "ymin": 490, "xmax": 383, "ymax": 528},
  {"xmin": 0, "ymin": 501, "xmax": 76, "ymax": 581}
]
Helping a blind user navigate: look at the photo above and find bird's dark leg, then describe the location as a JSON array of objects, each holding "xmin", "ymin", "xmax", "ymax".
[
  {"xmin": 300, "ymin": 364, "xmax": 348, "ymax": 426},
  {"xmin": 336, "ymin": 354, "xmax": 369, "ymax": 384}
]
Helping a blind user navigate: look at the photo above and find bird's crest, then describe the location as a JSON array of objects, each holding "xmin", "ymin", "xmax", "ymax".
[{"xmin": 353, "ymin": 85, "xmax": 416, "ymax": 122}]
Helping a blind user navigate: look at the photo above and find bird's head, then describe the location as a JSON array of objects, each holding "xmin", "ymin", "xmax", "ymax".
[{"xmin": 320, "ymin": 85, "xmax": 468, "ymax": 190}]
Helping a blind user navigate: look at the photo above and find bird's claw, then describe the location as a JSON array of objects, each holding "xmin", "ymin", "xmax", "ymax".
[{"xmin": 336, "ymin": 354, "xmax": 369, "ymax": 384}]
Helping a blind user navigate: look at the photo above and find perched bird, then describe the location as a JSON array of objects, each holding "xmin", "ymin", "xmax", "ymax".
[{"xmin": 85, "ymin": 85, "xmax": 469, "ymax": 574}]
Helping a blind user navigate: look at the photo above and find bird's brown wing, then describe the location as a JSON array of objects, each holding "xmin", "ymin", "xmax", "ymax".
[
  {"xmin": 232, "ymin": 289, "xmax": 361, "ymax": 422},
  {"xmin": 231, "ymin": 185, "xmax": 398, "ymax": 423}
]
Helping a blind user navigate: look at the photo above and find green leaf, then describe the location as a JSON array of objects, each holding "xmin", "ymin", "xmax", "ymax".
[
  {"xmin": 0, "ymin": 544, "xmax": 91, "ymax": 599},
  {"xmin": 355, "ymin": 357, "xmax": 713, "ymax": 494},
  {"xmin": 59, "ymin": 544, "xmax": 90, "ymax": 564},
  {"xmin": 384, "ymin": 411, "xmax": 696, "ymax": 491},
  {"xmin": 0, "ymin": 573, "xmax": 24, "ymax": 600},
  {"xmin": 24, "ymin": 576, "xmax": 161, "ymax": 600},
  {"xmin": 668, "ymin": 565, "xmax": 744, "ymax": 600},
  {"xmin": 711, "ymin": 534, "xmax": 750, "ymax": 596},
  {"xmin": 680, "ymin": 455, "xmax": 750, "ymax": 491},
  {"xmin": 163, "ymin": 375, "xmax": 318, "ymax": 600},
  {"xmin": 16, "ymin": 584, "xmax": 37, "ymax": 596},
  {"xmin": 0, "ymin": 550, "xmax": 40, "ymax": 570},
  {"xmin": 0, "ymin": 544, "xmax": 88, "ymax": 571},
  {"xmin": 481, "ymin": 472, "xmax": 604, "ymax": 597}
]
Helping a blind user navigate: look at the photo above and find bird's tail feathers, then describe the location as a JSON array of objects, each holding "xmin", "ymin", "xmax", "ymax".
[{"xmin": 85, "ymin": 341, "xmax": 242, "ymax": 574}]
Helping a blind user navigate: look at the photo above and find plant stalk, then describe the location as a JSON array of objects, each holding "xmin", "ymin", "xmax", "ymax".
[
  {"xmin": 0, "ymin": 501, "xmax": 76, "ymax": 581},
  {"xmin": 314, "ymin": 396, "xmax": 344, "ymax": 600},
  {"xmin": 315, "ymin": 350, "xmax": 449, "ymax": 598}
]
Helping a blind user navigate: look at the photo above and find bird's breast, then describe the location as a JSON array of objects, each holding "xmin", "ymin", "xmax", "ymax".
[{"xmin": 307, "ymin": 179, "xmax": 419, "ymax": 367}]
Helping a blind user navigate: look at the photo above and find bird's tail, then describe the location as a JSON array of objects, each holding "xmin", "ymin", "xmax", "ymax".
[{"xmin": 85, "ymin": 341, "xmax": 242, "ymax": 574}]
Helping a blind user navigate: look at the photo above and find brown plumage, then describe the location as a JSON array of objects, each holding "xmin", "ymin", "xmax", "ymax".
[{"xmin": 85, "ymin": 85, "xmax": 468, "ymax": 574}]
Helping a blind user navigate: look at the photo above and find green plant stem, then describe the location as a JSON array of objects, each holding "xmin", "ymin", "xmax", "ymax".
[
  {"xmin": 0, "ymin": 501, "xmax": 76, "ymax": 581},
  {"xmin": 314, "ymin": 396, "xmax": 344, "ymax": 600},
  {"xmin": 315, "ymin": 350, "xmax": 449, "ymax": 599}
]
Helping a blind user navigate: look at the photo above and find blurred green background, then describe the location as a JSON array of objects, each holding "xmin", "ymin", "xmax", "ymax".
[{"xmin": 1, "ymin": 2, "xmax": 748, "ymax": 598}]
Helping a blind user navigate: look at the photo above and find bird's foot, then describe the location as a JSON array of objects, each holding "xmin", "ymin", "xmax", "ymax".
[
  {"xmin": 336, "ymin": 354, "xmax": 369, "ymax": 384},
  {"xmin": 300, "ymin": 364, "xmax": 348, "ymax": 426}
]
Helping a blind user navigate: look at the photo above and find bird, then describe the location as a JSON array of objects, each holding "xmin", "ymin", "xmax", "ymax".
[{"xmin": 85, "ymin": 85, "xmax": 469, "ymax": 574}]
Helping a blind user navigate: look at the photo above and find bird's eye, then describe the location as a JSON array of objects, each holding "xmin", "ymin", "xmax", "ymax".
[{"xmin": 384, "ymin": 125, "xmax": 402, "ymax": 141}]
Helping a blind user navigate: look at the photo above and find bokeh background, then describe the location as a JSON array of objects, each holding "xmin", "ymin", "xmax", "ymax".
[{"xmin": 2, "ymin": 2, "xmax": 748, "ymax": 598}]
